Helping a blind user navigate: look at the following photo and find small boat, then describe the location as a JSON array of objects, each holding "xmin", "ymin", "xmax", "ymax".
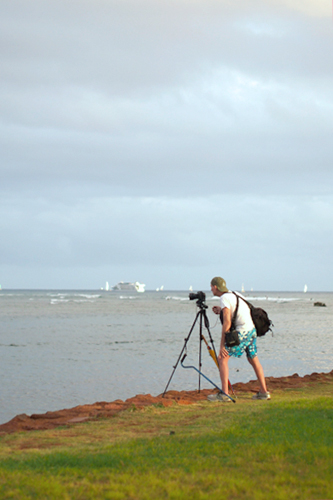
[{"xmin": 304, "ymin": 284, "xmax": 308, "ymax": 293}]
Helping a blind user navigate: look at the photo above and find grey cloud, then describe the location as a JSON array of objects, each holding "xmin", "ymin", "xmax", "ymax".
[
  {"xmin": 1, "ymin": 0, "xmax": 332, "ymax": 289},
  {"xmin": 1, "ymin": 192, "xmax": 332, "ymax": 273},
  {"xmin": 1, "ymin": 1, "xmax": 332, "ymax": 95}
]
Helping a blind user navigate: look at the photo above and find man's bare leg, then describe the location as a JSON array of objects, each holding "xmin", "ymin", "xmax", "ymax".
[
  {"xmin": 218, "ymin": 354, "xmax": 230, "ymax": 394},
  {"xmin": 247, "ymin": 356, "xmax": 268, "ymax": 393}
]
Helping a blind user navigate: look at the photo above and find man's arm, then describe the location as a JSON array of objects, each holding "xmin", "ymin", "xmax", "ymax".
[{"xmin": 219, "ymin": 307, "xmax": 232, "ymax": 358}]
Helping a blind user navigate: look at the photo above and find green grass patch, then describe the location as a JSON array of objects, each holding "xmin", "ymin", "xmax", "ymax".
[{"xmin": 0, "ymin": 388, "xmax": 332, "ymax": 499}]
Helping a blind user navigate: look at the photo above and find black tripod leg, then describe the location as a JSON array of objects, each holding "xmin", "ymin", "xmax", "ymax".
[
  {"xmin": 198, "ymin": 310, "xmax": 203, "ymax": 391},
  {"xmin": 162, "ymin": 310, "xmax": 200, "ymax": 397}
]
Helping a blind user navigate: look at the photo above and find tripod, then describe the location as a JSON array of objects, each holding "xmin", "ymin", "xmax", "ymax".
[{"xmin": 162, "ymin": 298, "xmax": 218, "ymax": 396}]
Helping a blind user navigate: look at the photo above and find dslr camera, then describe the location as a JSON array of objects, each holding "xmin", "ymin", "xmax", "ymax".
[{"xmin": 189, "ymin": 291, "xmax": 206, "ymax": 303}]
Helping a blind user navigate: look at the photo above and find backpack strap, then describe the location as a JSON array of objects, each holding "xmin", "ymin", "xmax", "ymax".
[
  {"xmin": 231, "ymin": 292, "xmax": 239, "ymax": 330},
  {"xmin": 233, "ymin": 292, "xmax": 256, "ymax": 327},
  {"xmin": 220, "ymin": 292, "xmax": 239, "ymax": 328},
  {"xmin": 236, "ymin": 294, "xmax": 252, "ymax": 309}
]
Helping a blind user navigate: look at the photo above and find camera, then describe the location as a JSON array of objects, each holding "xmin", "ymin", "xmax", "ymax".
[{"xmin": 189, "ymin": 291, "xmax": 206, "ymax": 303}]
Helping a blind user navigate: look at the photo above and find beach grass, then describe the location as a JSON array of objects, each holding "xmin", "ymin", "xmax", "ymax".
[{"xmin": 0, "ymin": 384, "xmax": 332, "ymax": 499}]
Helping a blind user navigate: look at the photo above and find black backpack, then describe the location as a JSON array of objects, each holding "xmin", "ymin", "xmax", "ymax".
[
  {"xmin": 234, "ymin": 293, "xmax": 273, "ymax": 337},
  {"xmin": 220, "ymin": 292, "xmax": 273, "ymax": 337}
]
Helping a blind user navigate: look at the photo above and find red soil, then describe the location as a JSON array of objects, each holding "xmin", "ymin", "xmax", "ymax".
[{"xmin": 1, "ymin": 370, "xmax": 332, "ymax": 435}]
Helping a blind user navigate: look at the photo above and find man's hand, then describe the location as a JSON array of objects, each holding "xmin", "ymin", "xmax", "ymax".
[
  {"xmin": 212, "ymin": 306, "xmax": 221, "ymax": 315},
  {"xmin": 218, "ymin": 346, "xmax": 229, "ymax": 359}
]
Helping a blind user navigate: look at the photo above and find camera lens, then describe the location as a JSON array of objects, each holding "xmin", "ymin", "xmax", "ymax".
[{"xmin": 189, "ymin": 291, "xmax": 206, "ymax": 302}]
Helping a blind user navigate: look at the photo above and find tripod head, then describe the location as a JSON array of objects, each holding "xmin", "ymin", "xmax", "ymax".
[{"xmin": 196, "ymin": 299, "xmax": 208, "ymax": 310}]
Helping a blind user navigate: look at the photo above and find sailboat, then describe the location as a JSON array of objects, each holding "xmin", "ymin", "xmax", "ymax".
[
  {"xmin": 303, "ymin": 284, "xmax": 308, "ymax": 293},
  {"xmin": 105, "ymin": 282, "xmax": 110, "ymax": 291}
]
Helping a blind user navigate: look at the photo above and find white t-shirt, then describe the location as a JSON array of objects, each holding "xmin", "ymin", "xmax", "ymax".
[{"xmin": 220, "ymin": 292, "xmax": 254, "ymax": 332}]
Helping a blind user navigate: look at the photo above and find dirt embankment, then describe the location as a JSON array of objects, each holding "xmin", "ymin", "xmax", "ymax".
[{"xmin": 1, "ymin": 370, "xmax": 332, "ymax": 435}]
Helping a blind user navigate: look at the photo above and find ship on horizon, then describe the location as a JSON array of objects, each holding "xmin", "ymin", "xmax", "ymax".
[{"xmin": 112, "ymin": 281, "xmax": 145, "ymax": 293}]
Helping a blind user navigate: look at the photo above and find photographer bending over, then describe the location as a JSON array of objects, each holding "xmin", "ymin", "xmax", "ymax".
[{"xmin": 209, "ymin": 276, "xmax": 270, "ymax": 402}]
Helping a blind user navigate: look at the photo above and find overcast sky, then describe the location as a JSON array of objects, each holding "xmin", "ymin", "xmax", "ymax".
[{"xmin": 1, "ymin": 0, "xmax": 332, "ymax": 291}]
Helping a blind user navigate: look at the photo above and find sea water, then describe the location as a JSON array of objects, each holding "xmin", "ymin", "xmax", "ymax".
[{"xmin": 0, "ymin": 289, "xmax": 332, "ymax": 425}]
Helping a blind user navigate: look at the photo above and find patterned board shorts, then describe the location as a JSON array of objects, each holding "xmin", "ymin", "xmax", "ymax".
[{"xmin": 226, "ymin": 328, "xmax": 257, "ymax": 359}]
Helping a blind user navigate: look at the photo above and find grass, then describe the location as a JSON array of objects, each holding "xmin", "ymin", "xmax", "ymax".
[{"xmin": 0, "ymin": 384, "xmax": 332, "ymax": 499}]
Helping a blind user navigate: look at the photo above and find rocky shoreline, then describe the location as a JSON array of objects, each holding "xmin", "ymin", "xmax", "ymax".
[{"xmin": 1, "ymin": 370, "xmax": 332, "ymax": 435}]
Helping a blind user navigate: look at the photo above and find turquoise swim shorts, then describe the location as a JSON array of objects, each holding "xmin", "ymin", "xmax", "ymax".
[{"xmin": 226, "ymin": 328, "xmax": 257, "ymax": 359}]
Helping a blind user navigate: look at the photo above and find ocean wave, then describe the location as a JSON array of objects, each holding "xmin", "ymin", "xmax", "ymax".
[
  {"xmin": 77, "ymin": 294, "xmax": 101, "ymax": 299},
  {"xmin": 165, "ymin": 296, "xmax": 189, "ymax": 301},
  {"xmin": 50, "ymin": 298, "xmax": 70, "ymax": 304},
  {"xmin": 49, "ymin": 293, "xmax": 100, "ymax": 304},
  {"xmin": 48, "ymin": 293, "xmax": 69, "ymax": 297},
  {"xmin": 208, "ymin": 295, "xmax": 306, "ymax": 303},
  {"xmin": 246, "ymin": 296, "xmax": 303, "ymax": 303},
  {"xmin": 73, "ymin": 299, "xmax": 97, "ymax": 303}
]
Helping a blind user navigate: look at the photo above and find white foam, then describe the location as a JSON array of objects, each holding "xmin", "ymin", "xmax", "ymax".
[
  {"xmin": 246, "ymin": 296, "xmax": 302, "ymax": 303},
  {"xmin": 77, "ymin": 294, "xmax": 100, "ymax": 299},
  {"xmin": 165, "ymin": 296, "xmax": 188, "ymax": 301}
]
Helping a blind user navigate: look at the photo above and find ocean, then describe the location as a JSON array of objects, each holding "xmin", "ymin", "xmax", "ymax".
[{"xmin": 0, "ymin": 289, "xmax": 332, "ymax": 425}]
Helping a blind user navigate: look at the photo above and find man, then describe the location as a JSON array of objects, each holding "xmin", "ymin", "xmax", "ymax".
[{"xmin": 208, "ymin": 276, "xmax": 270, "ymax": 402}]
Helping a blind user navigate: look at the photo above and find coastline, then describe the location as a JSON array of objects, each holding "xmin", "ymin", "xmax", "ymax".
[{"xmin": 1, "ymin": 369, "xmax": 332, "ymax": 435}]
